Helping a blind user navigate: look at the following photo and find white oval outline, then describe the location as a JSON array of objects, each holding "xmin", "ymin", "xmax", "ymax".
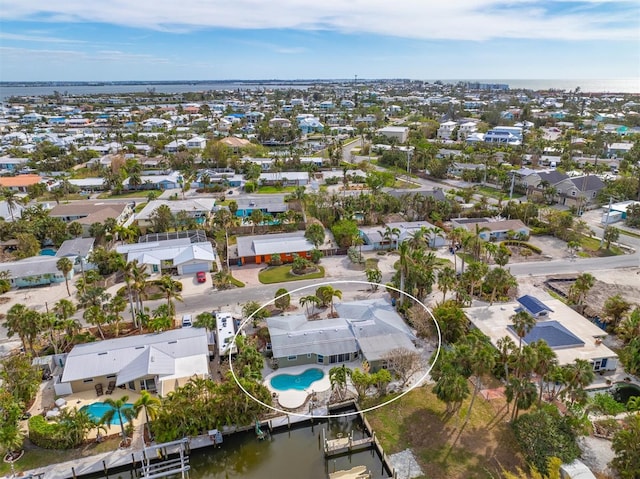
[{"xmin": 229, "ymin": 279, "xmax": 442, "ymax": 418}]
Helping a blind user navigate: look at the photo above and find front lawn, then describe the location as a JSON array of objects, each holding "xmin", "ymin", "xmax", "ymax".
[
  {"xmin": 580, "ymin": 235, "xmax": 624, "ymax": 256},
  {"xmin": 258, "ymin": 265, "xmax": 325, "ymax": 284},
  {"xmin": 97, "ymin": 190, "xmax": 162, "ymax": 199},
  {"xmin": 256, "ymin": 186, "xmax": 298, "ymax": 194}
]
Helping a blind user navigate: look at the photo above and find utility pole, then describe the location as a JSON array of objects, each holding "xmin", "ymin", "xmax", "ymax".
[
  {"xmin": 599, "ymin": 196, "xmax": 614, "ymax": 248},
  {"xmin": 509, "ymin": 171, "xmax": 516, "ymax": 199}
]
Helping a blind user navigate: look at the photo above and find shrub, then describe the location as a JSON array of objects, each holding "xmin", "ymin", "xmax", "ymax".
[
  {"xmin": 269, "ymin": 254, "xmax": 282, "ymax": 266},
  {"xmin": 512, "ymin": 407, "xmax": 580, "ymax": 474},
  {"xmin": 500, "ymin": 240, "xmax": 542, "ymax": 254},
  {"xmin": 590, "ymin": 393, "xmax": 626, "ymax": 416},
  {"xmin": 28, "ymin": 415, "xmax": 77, "ymax": 449}
]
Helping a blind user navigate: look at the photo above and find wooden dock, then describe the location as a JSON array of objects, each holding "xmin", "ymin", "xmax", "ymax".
[{"xmin": 322, "ymin": 429, "xmax": 375, "ymax": 457}]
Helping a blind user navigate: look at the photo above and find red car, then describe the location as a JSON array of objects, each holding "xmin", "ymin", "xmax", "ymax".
[{"xmin": 196, "ymin": 271, "xmax": 207, "ymax": 283}]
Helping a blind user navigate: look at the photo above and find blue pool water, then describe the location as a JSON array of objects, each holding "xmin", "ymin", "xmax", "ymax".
[
  {"xmin": 40, "ymin": 248, "xmax": 57, "ymax": 256},
  {"xmin": 270, "ymin": 368, "xmax": 324, "ymax": 391},
  {"xmin": 80, "ymin": 402, "xmax": 135, "ymax": 425}
]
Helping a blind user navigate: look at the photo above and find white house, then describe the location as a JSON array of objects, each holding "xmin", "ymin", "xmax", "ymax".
[
  {"xmin": 117, "ymin": 237, "xmax": 216, "ymax": 275},
  {"xmin": 377, "ymin": 126, "xmax": 409, "ymax": 144},
  {"xmin": 55, "ymin": 328, "xmax": 210, "ymax": 397}
]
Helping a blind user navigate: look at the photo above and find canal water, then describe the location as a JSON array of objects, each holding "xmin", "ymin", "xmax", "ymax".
[
  {"xmin": 189, "ymin": 415, "xmax": 389, "ymax": 479},
  {"xmin": 89, "ymin": 412, "xmax": 390, "ymax": 479}
]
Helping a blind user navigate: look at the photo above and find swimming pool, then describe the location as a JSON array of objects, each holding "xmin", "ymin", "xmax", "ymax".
[
  {"xmin": 270, "ymin": 368, "xmax": 324, "ymax": 392},
  {"xmin": 40, "ymin": 248, "xmax": 57, "ymax": 256},
  {"xmin": 80, "ymin": 402, "xmax": 135, "ymax": 425},
  {"xmin": 611, "ymin": 382, "xmax": 640, "ymax": 404}
]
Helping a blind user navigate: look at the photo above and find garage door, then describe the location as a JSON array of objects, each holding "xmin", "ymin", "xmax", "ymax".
[{"xmin": 181, "ymin": 262, "xmax": 208, "ymax": 275}]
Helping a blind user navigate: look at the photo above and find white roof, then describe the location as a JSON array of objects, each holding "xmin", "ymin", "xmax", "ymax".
[
  {"xmin": 61, "ymin": 328, "xmax": 209, "ymax": 384},
  {"xmin": 136, "ymin": 199, "xmax": 215, "ymax": 220},
  {"xmin": 118, "ymin": 239, "xmax": 215, "ymax": 265},
  {"xmin": 466, "ymin": 298, "xmax": 616, "ymax": 366},
  {"xmin": 68, "ymin": 178, "xmax": 105, "ymax": 187},
  {"xmin": 236, "ymin": 232, "xmax": 314, "ymax": 258}
]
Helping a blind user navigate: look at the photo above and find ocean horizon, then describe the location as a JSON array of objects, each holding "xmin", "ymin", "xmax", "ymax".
[{"xmin": 0, "ymin": 78, "xmax": 638, "ymax": 99}]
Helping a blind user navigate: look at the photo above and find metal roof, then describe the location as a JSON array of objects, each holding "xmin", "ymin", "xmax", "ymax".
[
  {"xmin": 236, "ymin": 232, "xmax": 314, "ymax": 258},
  {"xmin": 267, "ymin": 299, "xmax": 417, "ymax": 362},
  {"xmin": 56, "ymin": 237, "xmax": 95, "ymax": 258},
  {"xmin": 517, "ymin": 295, "xmax": 554, "ymax": 316},
  {"xmin": 509, "ymin": 320, "xmax": 585, "ymax": 349},
  {"xmin": 60, "ymin": 328, "xmax": 208, "ymax": 383}
]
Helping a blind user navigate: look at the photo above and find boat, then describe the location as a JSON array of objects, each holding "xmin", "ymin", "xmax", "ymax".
[
  {"xmin": 328, "ymin": 465, "xmax": 371, "ymax": 479},
  {"xmin": 255, "ymin": 419, "xmax": 265, "ymax": 440}
]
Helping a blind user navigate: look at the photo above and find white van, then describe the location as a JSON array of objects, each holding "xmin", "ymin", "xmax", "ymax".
[{"xmin": 181, "ymin": 314, "xmax": 193, "ymax": 328}]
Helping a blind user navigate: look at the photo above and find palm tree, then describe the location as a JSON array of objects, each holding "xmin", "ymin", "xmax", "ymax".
[
  {"xmin": 568, "ymin": 273, "xmax": 595, "ymax": 308},
  {"xmin": 101, "ymin": 396, "xmax": 136, "ymax": 442},
  {"xmin": 505, "ymin": 377, "xmax": 537, "ymax": 421},
  {"xmin": 106, "ymin": 294, "xmax": 127, "ymax": 337},
  {"xmin": 318, "ymin": 286, "xmax": 342, "ymax": 317},
  {"xmin": 299, "ymin": 295, "xmax": 321, "ymax": 317},
  {"xmin": 561, "ymin": 359, "xmax": 595, "ymax": 404},
  {"xmin": 131, "ymin": 261, "xmax": 150, "ymax": 328},
  {"xmin": 84, "ymin": 305, "xmax": 107, "ymax": 340},
  {"xmin": 495, "ymin": 336, "xmax": 516, "ymax": 381},
  {"xmin": 3, "ymin": 303, "xmax": 30, "ymax": 353},
  {"xmin": 157, "ymin": 275, "xmax": 183, "ymax": 317},
  {"xmin": 461, "ymin": 337, "xmax": 495, "ymax": 431},
  {"xmin": 56, "ymin": 257, "xmax": 73, "ymax": 297},
  {"xmin": 484, "ymin": 267, "xmax": 517, "ymax": 305},
  {"xmin": 1, "ymin": 188, "xmax": 21, "ymax": 222},
  {"xmin": 329, "ymin": 365, "xmax": 351, "ymax": 401},
  {"xmin": 134, "ymin": 390, "xmax": 161, "ymax": 442},
  {"xmin": 511, "ymin": 310, "xmax": 536, "ymax": 350},
  {"xmin": 397, "ymin": 241, "xmax": 413, "ymax": 305},
  {"xmin": 531, "ymin": 340, "xmax": 558, "ymax": 405}
]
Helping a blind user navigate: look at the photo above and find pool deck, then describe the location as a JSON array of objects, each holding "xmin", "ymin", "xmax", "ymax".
[
  {"xmin": 264, "ymin": 364, "xmax": 332, "ymax": 410},
  {"xmin": 30, "ymin": 386, "xmax": 145, "ymax": 440}
]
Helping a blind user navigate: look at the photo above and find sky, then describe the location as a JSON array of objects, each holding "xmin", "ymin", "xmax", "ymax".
[{"xmin": 0, "ymin": 0, "xmax": 639, "ymax": 81}]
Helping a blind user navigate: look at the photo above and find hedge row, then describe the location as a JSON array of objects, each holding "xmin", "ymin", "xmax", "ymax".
[
  {"xmin": 500, "ymin": 240, "xmax": 542, "ymax": 254},
  {"xmin": 28, "ymin": 415, "xmax": 75, "ymax": 449}
]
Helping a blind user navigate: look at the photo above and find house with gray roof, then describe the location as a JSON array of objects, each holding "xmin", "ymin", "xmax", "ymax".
[
  {"xmin": 135, "ymin": 198, "xmax": 216, "ymax": 228},
  {"xmin": 117, "ymin": 237, "xmax": 216, "ymax": 275},
  {"xmin": 55, "ymin": 328, "xmax": 209, "ymax": 397},
  {"xmin": 554, "ymin": 175, "xmax": 605, "ymax": 208},
  {"xmin": 451, "ymin": 218, "xmax": 530, "ymax": 241},
  {"xmin": 1, "ymin": 255, "xmax": 73, "ymax": 288},
  {"xmin": 267, "ymin": 299, "xmax": 417, "ymax": 371},
  {"xmin": 56, "ymin": 237, "xmax": 96, "ymax": 274},
  {"xmin": 234, "ymin": 195, "xmax": 287, "ymax": 218}
]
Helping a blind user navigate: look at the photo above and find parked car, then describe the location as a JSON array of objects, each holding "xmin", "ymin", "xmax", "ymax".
[
  {"xmin": 196, "ymin": 271, "xmax": 207, "ymax": 283},
  {"xmin": 181, "ymin": 314, "xmax": 193, "ymax": 327}
]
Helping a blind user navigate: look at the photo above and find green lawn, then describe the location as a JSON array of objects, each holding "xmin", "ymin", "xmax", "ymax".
[
  {"xmin": 230, "ymin": 275, "xmax": 245, "ymax": 288},
  {"xmin": 258, "ymin": 265, "xmax": 325, "ymax": 284},
  {"xmin": 97, "ymin": 190, "xmax": 162, "ymax": 199},
  {"xmin": 475, "ymin": 185, "xmax": 508, "ymax": 200},
  {"xmin": 0, "ymin": 437, "xmax": 120, "ymax": 475},
  {"xmin": 618, "ymin": 228, "xmax": 640, "ymax": 239},
  {"xmin": 256, "ymin": 186, "xmax": 298, "ymax": 194},
  {"xmin": 393, "ymin": 179, "xmax": 420, "ymax": 189},
  {"xmin": 580, "ymin": 235, "xmax": 623, "ymax": 256}
]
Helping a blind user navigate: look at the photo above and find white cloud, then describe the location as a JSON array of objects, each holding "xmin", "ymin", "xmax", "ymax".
[
  {"xmin": 0, "ymin": 46, "xmax": 169, "ymax": 64},
  {"xmin": 2, "ymin": 0, "xmax": 638, "ymax": 41},
  {"xmin": 0, "ymin": 32, "xmax": 85, "ymax": 43}
]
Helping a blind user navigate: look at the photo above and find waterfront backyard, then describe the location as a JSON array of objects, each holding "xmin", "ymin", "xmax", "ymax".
[{"xmin": 365, "ymin": 385, "xmax": 524, "ymax": 479}]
